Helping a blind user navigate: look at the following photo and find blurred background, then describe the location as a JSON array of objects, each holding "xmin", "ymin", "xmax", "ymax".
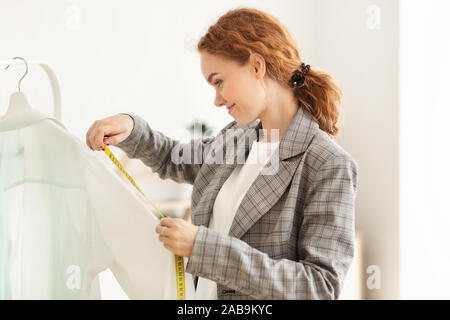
[{"xmin": 1, "ymin": 0, "xmax": 449, "ymax": 300}]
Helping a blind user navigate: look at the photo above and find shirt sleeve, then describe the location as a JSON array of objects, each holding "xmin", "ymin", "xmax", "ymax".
[
  {"xmin": 185, "ymin": 155, "xmax": 358, "ymax": 299},
  {"xmin": 115, "ymin": 113, "xmax": 233, "ymax": 185}
]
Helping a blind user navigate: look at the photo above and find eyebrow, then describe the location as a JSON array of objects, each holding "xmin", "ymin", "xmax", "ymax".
[{"xmin": 207, "ymin": 72, "xmax": 219, "ymax": 84}]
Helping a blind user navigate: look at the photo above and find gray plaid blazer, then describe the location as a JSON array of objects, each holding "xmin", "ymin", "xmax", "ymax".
[{"xmin": 116, "ymin": 106, "xmax": 358, "ymax": 300}]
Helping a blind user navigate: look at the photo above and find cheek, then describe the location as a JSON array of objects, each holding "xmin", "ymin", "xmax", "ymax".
[
  {"xmin": 230, "ymin": 84, "xmax": 264, "ymax": 125},
  {"xmin": 230, "ymin": 78, "xmax": 264, "ymax": 108}
]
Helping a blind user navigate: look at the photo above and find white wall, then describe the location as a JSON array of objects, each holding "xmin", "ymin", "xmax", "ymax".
[
  {"xmin": 0, "ymin": 0, "xmax": 316, "ymax": 143},
  {"xmin": 1, "ymin": 0, "xmax": 418, "ymax": 300},
  {"xmin": 399, "ymin": 0, "xmax": 450, "ymax": 299},
  {"xmin": 313, "ymin": 0, "xmax": 400, "ymax": 299}
]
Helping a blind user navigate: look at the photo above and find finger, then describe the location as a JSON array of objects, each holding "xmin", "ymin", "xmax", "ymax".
[
  {"xmin": 162, "ymin": 242, "xmax": 175, "ymax": 253},
  {"xmin": 87, "ymin": 122, "xmax": 100, "ymax": 150},
  {"xmin": 103, "ymin": 134, "xmax": 121, "ymax": 146},
  {"xmin": 158, "ymin": 233, "xmax": 170, "ymax": 242},
  {"xmin": 155, "ymin": 224, "xmax": 167, "ymax": 235},
  {"xmin": 86, "ymin": 124, "xmax": 96, "ymax": 150},
  {"xmin": 93, "ymin": 127, "xmax": 107, "ymax": 150},
  {"xmin": 160, "ymin": 217, "xmax": 175, "ymax": 227},
  {"xmin": 95, "ymin": 125, "xmax": 118, "ymax": 150},
  {"xmin": 87, "ymin": 132, "xmax": 95, "ymax": 150}
]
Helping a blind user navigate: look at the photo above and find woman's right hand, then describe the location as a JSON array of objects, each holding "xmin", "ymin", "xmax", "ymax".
[{"xmin": 85, "ymin": 113, "xmax": 134, "ymax": 151}]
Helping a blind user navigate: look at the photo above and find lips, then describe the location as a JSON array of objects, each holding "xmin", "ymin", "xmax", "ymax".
[{"xmin": 227, "ymin": 103, "xmax": 235, "ymax": 111}]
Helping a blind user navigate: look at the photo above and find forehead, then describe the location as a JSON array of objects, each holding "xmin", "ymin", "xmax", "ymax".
[{"xmin": 200, "ymin": 52, "xmax": 235, "ymax": 79}]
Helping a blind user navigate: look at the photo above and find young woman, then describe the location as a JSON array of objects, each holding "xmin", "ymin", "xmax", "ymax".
[{"xmin": 86, "ymin": 7, "xmax": 358, "ymax": 300}]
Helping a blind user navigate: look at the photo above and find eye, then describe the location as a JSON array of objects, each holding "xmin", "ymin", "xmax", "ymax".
[{"xmin": 214, "ymin": 80, "xmax": 222, "ymax": 87}]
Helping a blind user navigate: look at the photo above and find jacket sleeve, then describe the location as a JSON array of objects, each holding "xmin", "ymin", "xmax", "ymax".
[
  {"xmin": 115, "ymin": 113, "xmax": 231, "ymax": 185},
  {"xmin": 185, "ymin": 155, "xmax": 359, "ymax": 299}
]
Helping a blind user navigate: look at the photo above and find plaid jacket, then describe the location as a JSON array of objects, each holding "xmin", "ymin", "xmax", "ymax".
[{"xmin": 116, "ymin": 106, "xmax": 358, "ymax": 300}]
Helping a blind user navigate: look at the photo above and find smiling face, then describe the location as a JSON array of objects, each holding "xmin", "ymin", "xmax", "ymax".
[{"xmin": 200, "ymin": 51, "xmax": 268, "ymax": 126}]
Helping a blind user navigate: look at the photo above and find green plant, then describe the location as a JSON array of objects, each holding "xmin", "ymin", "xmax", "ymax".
[{"xmin": 186, "ymin": 119, "xmax": 214, "ymax": 137}]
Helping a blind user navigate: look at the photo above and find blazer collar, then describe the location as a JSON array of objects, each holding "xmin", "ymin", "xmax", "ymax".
[{"xmin": 234, "ymin": 105, "xmax": 319, "ymax": 161}]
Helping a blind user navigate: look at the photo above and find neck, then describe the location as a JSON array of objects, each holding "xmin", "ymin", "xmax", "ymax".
[{"xmin": 257, "ymin": 87, "xmax": 298, "ymax": 143}]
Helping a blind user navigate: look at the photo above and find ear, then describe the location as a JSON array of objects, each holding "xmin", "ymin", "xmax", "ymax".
[{"xmin": 249, "ymin": 53, "xmax": 265, "ymax": 80}]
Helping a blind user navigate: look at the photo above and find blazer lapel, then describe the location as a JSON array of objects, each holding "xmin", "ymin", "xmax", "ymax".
[
  {"xmin": 191, "ymin": 122, "xmax": 254, "ymax": 228},
  {"xmin": 192, "ymin": 106, "xmax": 319, "ymax": 238},
  {"xmin": 229, "ymin": 106, "xmax": 319, "ymax": 239},
  {"xmin": 191, "ymin": 118, "xmax": 259, "ymax": 228}
]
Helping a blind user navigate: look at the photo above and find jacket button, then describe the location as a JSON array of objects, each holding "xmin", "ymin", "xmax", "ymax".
[{"xmin": 222, "ymin": 289, "xmax": 236, "ymax": 294}]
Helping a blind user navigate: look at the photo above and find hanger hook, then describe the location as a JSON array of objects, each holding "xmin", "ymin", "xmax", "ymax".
[{"xmin": 4, "ymin": 57, "xmax": 29, "ymax": 92}]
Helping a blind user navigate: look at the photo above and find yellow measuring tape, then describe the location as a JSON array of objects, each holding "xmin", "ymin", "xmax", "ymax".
[{"xmin": 103, "ymin": 144, "xmax": 186, "ymax": 300}]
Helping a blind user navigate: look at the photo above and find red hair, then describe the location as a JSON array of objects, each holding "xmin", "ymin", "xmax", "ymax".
[{"xmin": 197, "ymin": 7, "xmax": 343, "ymax": 139}]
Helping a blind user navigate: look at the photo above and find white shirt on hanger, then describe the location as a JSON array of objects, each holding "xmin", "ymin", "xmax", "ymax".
[
  {"xmin": 0, "ymin": 104, "xmax": 195, "ymax": 299},
  {"xmin": 194, "ymin": 138, "xmax": 280, "ymax": 300}
]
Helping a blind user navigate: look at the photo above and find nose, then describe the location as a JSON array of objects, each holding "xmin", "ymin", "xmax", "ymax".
[
  {"xmin": 214, "ymin": 96, "xmax": 226, "ymax": 108},
  {"xmin": 214, "ymin": 87, "xmax": 230, "ymax": 106}
]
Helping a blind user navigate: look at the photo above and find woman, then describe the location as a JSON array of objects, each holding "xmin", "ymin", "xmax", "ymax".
[{"xmin": 86, "ymin": 7, "xmax": 358, "ymax": 300}]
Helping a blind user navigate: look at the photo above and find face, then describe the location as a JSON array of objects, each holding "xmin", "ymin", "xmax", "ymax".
[{"xmin": 200, "ymin": 51, "xmax": 267, "ymax": 126}]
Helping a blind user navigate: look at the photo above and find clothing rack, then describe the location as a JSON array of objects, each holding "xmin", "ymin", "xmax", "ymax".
[{"xmin": 0, "ymin": 59, "xmax": 62, "ymax": 122}]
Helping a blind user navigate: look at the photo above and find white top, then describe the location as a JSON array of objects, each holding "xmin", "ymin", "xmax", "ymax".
[
  {"xmin": 194, "ymin": 138, "xmax": 280, "ymax": 300},
  {"xmin": 0, "ymin": 101, "xmax": 195, "ymax": 299}
]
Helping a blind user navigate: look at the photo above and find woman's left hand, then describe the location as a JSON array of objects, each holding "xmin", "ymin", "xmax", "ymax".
[{"xmin": 155, "ymin": 216, "xmax": 199, "ymax": 257}]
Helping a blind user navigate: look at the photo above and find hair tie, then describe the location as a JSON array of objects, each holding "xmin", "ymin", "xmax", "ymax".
[{"xmin": 289, "ymin": 62, "xmax": 311, "ymax": 88}]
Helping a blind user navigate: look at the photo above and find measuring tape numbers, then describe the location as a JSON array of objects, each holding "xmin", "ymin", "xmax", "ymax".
[{"xmin": 103, "ymin": 144, "xmax": 186, "ymax": 300}]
